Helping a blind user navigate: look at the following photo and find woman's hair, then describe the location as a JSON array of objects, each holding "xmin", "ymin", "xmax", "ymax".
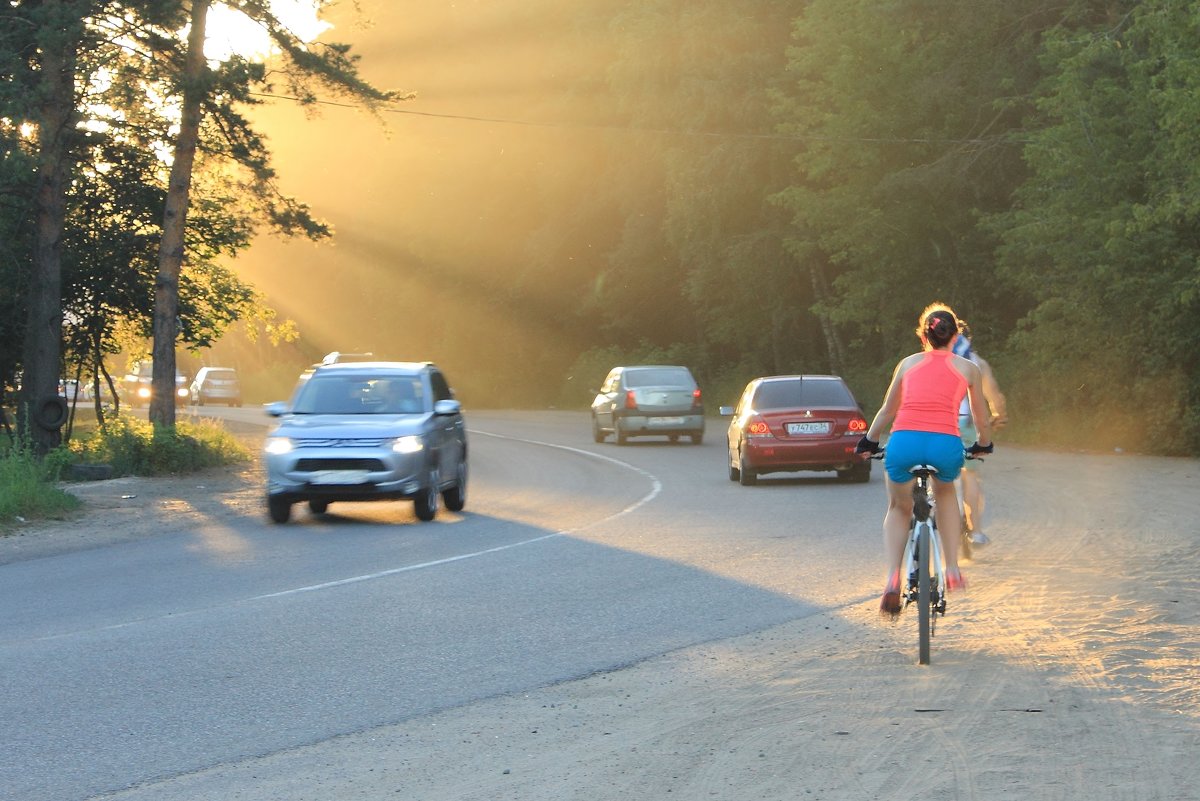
[{"xmin": 916, "ymin": 303, "xmax": 959, "ymax": 350}]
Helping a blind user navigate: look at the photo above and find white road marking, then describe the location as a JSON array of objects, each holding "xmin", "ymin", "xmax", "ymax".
[{"xmin": 249, "ymin": 429, "xmax": 661, "ymax": 601}]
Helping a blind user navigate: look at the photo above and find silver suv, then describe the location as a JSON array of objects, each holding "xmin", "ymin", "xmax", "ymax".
[
  {"xmin": 590, "ymin": 365, "xmax": 705, "ymax": 445},
  {"xmin": 263, "ymin": 361, "xmax": 467, "ymax": 524}
]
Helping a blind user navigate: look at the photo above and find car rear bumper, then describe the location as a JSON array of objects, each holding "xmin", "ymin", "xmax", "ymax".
[
  {"xmin": 617, "ymin": 412, "xmax": 705, "ymax": 435},
  {"xmin": 741, "ymin": 438, "xmax": 860, "ymax": 473}
]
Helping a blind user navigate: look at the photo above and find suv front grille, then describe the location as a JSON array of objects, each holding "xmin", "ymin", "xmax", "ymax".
[
  {"xmin": 295, "ymin": 458, "xmax": 387, "ymax": 471},
  {"xmin": 295, "ymin": 438, "xmax": 390, "ymax": 448}
]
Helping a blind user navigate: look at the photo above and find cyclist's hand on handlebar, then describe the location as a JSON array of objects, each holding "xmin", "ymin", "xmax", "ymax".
[
  {"xmin": 855, "ymin": 436, "xmax": 881, "ymax": 455},
  {"xmin": 967, "ymin": 441, "xmax": 994, "ymax": 456}
]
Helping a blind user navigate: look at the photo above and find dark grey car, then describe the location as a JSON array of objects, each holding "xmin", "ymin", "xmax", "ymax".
[
  {"xmin": 590, "ymin": 365, "xmax": 705, "ymax": 445},
  {"xmin": 263, "ymin": 361, "xmax": 467, "ymax": 523}
]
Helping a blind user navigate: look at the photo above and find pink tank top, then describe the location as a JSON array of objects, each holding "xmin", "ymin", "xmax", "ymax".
[{"xmin": 893, "ymin": 351, "xmax": 967, "ymax": 436}]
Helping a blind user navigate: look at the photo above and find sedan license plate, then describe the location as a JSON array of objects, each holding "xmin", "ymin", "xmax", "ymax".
[
  {"xmin": 786, "ymin": 421, "xmax": 831, "ymax": 436},
  {"xmin": 310, "ymin": 469, "xmax": 370, "ymax": 485},
  {"xmin": 648, "ymin": 416, "xmax": 685, "ymax": 426}
]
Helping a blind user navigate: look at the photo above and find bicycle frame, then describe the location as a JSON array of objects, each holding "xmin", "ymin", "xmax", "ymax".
[{"xmin": 904, "ymin": 466, "xmax": 947, "ymax": 665}]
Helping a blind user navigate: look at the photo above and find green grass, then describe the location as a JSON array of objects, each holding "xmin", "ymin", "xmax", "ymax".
[
  {"xmin": 1, "ymin": 414, "xmax": 251, "ymax": 529},
  {"xmin": 0, "ymin": 447, "xmax": 81, "ymax": 529},
  {"xmin": 68, "ymin": 414, "xmax": 251, "ymax": 477}
]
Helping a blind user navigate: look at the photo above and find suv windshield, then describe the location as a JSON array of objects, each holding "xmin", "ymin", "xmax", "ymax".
[
  {"xmin": 624, "ymin": 368, "xmax": 694, "ymax": 389},
  {"xmin": 293, "ymin": 375, "xmax": 426, "ymax": 415},
  {"xmin": 754, "ymin": 379, "xmax": 854, "ymax": 410}
]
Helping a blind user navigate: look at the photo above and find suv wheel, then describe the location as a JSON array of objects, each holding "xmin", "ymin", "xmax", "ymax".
[
  {"xmin": 308, "ymin": 499, "xmax": 329, "ymax": 515},
  {"xmin": 268, "ymin": 495, "xmax": 292, "ymax": 524},
  {"xmin": 414, "ymin": 470, "xmax": 440, "ymax": 521},
  {"xmin": 443, "ymin": 460, "xmax": 467, "ymax": 512}
]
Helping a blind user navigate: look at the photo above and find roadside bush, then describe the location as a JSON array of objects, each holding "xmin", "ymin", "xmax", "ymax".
[
  {"xmin": 0, "ymin": 446, "xmax": 81, "ymax": 527},
  {"xmin": 69, "ymin": 415, "xmax": 250, "ymax": 476}
]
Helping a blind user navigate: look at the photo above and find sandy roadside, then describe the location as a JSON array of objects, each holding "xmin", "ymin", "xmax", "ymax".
[{"xmin": 7, "ymin": 447, "xmax": 1199, "ymax": 801}]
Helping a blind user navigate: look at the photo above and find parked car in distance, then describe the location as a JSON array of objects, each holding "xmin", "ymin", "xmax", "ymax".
[
  {"xmin": 122, "ymin": 361, "xmax": 188, "ymax": 407},
  {"xmin": 190, "ymin": 367, "xmax": 242, "ymax": 406},
  {"xmin": 721, "ymin": 374, "xmax": 870, "ymax": 485},
  {"xmin": 262, "ymin": 360, "xmax": 467, "ymax": 524},
  {"xmin": 591, "ymin": 365, "xmax": 704, "ymax": 445}
]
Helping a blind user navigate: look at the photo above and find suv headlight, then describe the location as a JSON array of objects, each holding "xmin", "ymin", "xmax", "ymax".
[
  {"xmin": 265, "ymin": 437, "xmax": 294, "ymax": 455},
  {"xmin": 391, "ymin": 435, "xmax": 424, "ymax": 454}
]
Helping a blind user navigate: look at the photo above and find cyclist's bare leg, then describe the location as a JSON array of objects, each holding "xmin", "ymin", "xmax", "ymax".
[
  {"xmin": 932, "ymin": 477, "xmax": 965, "ymax": 586},
  {"xmin": 883, "ymin": 475, "xmax": 915, "ymax": 586},
  {"xmin": 960, "ymin": 469, "xmax": 984, "ymax": 532}
]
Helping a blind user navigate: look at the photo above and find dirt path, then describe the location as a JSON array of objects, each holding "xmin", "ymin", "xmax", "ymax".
[{"xmin": 6, "ymin": 447, "xmax": 1199, "ymax": 800}]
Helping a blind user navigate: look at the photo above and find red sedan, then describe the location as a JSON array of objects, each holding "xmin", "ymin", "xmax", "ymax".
[{"xmin": 721, "ymin": 375, "xmax": 871, "ymax": 485}]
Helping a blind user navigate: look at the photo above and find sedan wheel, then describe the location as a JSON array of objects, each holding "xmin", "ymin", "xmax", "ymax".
[
  {"xmin": 615, "ymin": 418, "xmax": 628, "ymax": 445},
  {"xmin": 738, "ymin": 448, "xmax": 757, "ymax": 486},
  {"xmin": 728, "ymin": 451, "xmax": 741, "ymax": 481},
  {"xmin": 308, "ymin": 499, "xmax": 329, "ymax": 515},
  {"xmin": 592, "ymin": 415, "xmax": 606, "ymax": 443}
]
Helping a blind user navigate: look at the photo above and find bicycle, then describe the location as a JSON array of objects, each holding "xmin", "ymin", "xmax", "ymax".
[{"xmin": 873, "ymin": 451, "xmax": 979, "ymax": 665}]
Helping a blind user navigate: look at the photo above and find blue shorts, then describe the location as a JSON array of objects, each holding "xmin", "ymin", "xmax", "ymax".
[{"xmin": 885, "ymin": 430, "xmax": 964, "ymax": 483}]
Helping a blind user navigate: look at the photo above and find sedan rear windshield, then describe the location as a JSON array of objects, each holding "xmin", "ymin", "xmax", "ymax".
[
  {"xmin": 754, "ymin": 379, "xmax": 855, "ymax": 410},
  {"xmin": 293, "ymin": 376, "xmax": 426, "ymax": 414},
  {"xmin": 624, "ymin": 368, "xmax": 695, "ymax": 388},
  {"xmin": 206, "ymin": 370, "xmax": 237, "ymax": 381}
]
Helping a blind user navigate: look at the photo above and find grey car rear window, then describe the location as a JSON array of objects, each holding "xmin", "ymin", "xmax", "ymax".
[
  {"xmin": 753, "ymin": 379, "xmax": 854, "ymax": 410},
  {"xmin": 623, "ymin": 368, "xmax": 694, "ymax": 388}
]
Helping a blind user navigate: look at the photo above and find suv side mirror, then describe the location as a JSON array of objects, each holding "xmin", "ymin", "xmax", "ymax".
[
  {"xmin": 265, "ymin": 401, "xmax": 289, "ymax": 417},
  {"xmin": 433, "ymin": 399, "xmax": 462, "ymax": 416}
]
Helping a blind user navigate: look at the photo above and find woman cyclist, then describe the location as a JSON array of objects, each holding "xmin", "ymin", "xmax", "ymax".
[{"xmin": 855, "ymin": 303, "xmax": 993, "ymax": 617}]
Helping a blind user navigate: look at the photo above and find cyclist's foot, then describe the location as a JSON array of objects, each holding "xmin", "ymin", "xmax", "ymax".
[
  {"xmin": 880, "ymin": 589, "xmax": 902, "ymax": 619},
  {"xmin": 968, "ymin": 529, "xmax": 991, "ymax": 547},
  {"xmin": 946, "ymin": 567, "xmax": 967, "ymax": 592},
  {"xmin": 880, "ymin": 569, "xmax": 902, "ymax": 619}
]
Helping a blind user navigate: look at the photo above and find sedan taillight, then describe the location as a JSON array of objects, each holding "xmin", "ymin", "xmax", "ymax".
[
  {"xmin": 848, "ymin": 417, "xmax": 867, "ymax": 433},
  {"xmin": 692, "ymin": 388, "xmax": 702, "ymax": 409},
  {"xmin": 624, "ymin": 390, "xmax": 638, "ymax": 409},
  {"xmin": 746, "ymin": 419, "xmax": 772, "ymax": 437}
]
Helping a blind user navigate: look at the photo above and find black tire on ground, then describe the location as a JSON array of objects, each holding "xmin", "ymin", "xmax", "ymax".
[
  {"xmin": 592, "ymin": 416, "xmax": 605, "ymax": 443},
  {"xmin": 308, "ymin": 499, "xmax": 329, "ymax": 515},
  {"xmin": 615, "ymin": 418, "xmax": 628, "ymax": 445},
  {"xmin": 837, "ymin": 461, "xmax": 872, "ymax": 483},
  {"xmin": 443, "ymin": 460, "xmax": 467, "ymax": 512},
  {"xmin": 268, "ymin": 495, "xmax": 292, "ymax": 524},
  {"xmin": 414, "ymin": 473, "xmax": 439, "ymax": 521},
  {"xmin": 917, "ymin": 522, "xmax": 933, "ymax": 665},
  {"xmin": 690, "ymin": 431, "xmax": 703, "ymax": 445},
  {"xmin": 728, "ymin": 454, "xmax": 740, "ymax": 482},
  {"xmin": 738, "ymin": 449, "xmax": 757, "ymax": 486}
]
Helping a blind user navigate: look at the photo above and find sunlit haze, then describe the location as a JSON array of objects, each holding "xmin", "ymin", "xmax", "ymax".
[
  {"xmin": 209, "ymin": 0, "xmax": 629, "ymax": 405},
  {"xmin": 206, "ymin": 0, "xmax": 331, "ymax": 62}
]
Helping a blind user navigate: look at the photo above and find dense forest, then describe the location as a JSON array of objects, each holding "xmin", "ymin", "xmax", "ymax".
[{"xmin": 3, "ymin": 0, "xmax": 1198, "ymax": 454}]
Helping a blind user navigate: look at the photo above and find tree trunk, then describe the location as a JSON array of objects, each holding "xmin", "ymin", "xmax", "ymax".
[
  {"xmin": 18, "ymin": 2, "xmax": 81, "ymax": 455},
  {"xmin": 810, "ymin": 261, "xmax": 846, "ymax": 376},
  {"xmin": 150, "ymin": 0, "xmax": 209, "ymax": 427}
]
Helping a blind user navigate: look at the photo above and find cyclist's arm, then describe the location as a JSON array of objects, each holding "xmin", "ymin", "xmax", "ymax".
[
  {"xmin": 976, "ymin": 355, "xmax": 1008, "ymax": 427},
  {"xmin": 965, "ymin": 361, "xmax": 993, "ymax": 447},
  {"xmin": 865, "ymin": 357, "xmax": 911, "ymax": 442}
]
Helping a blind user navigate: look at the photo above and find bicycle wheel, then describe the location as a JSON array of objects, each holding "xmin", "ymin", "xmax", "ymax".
[{"xmin": 916, "ymin": 521, "xmax": 933, "ymax": 665}]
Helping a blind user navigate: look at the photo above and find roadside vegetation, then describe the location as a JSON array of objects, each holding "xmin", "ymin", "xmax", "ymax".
[{"xmin": 1, "ymin": 415, "xmax": 250, "ymax": 530}]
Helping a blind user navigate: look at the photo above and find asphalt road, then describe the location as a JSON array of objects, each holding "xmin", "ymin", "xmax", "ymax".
[{"xmin": 0, "ymin": 410, "xmax": 885, "ymax": 801}]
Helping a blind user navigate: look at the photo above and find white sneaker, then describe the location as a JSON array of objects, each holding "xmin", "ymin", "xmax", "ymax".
[{"xmin": 969, "ymin": 530, "xmax": 991, "ymax": 546}]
